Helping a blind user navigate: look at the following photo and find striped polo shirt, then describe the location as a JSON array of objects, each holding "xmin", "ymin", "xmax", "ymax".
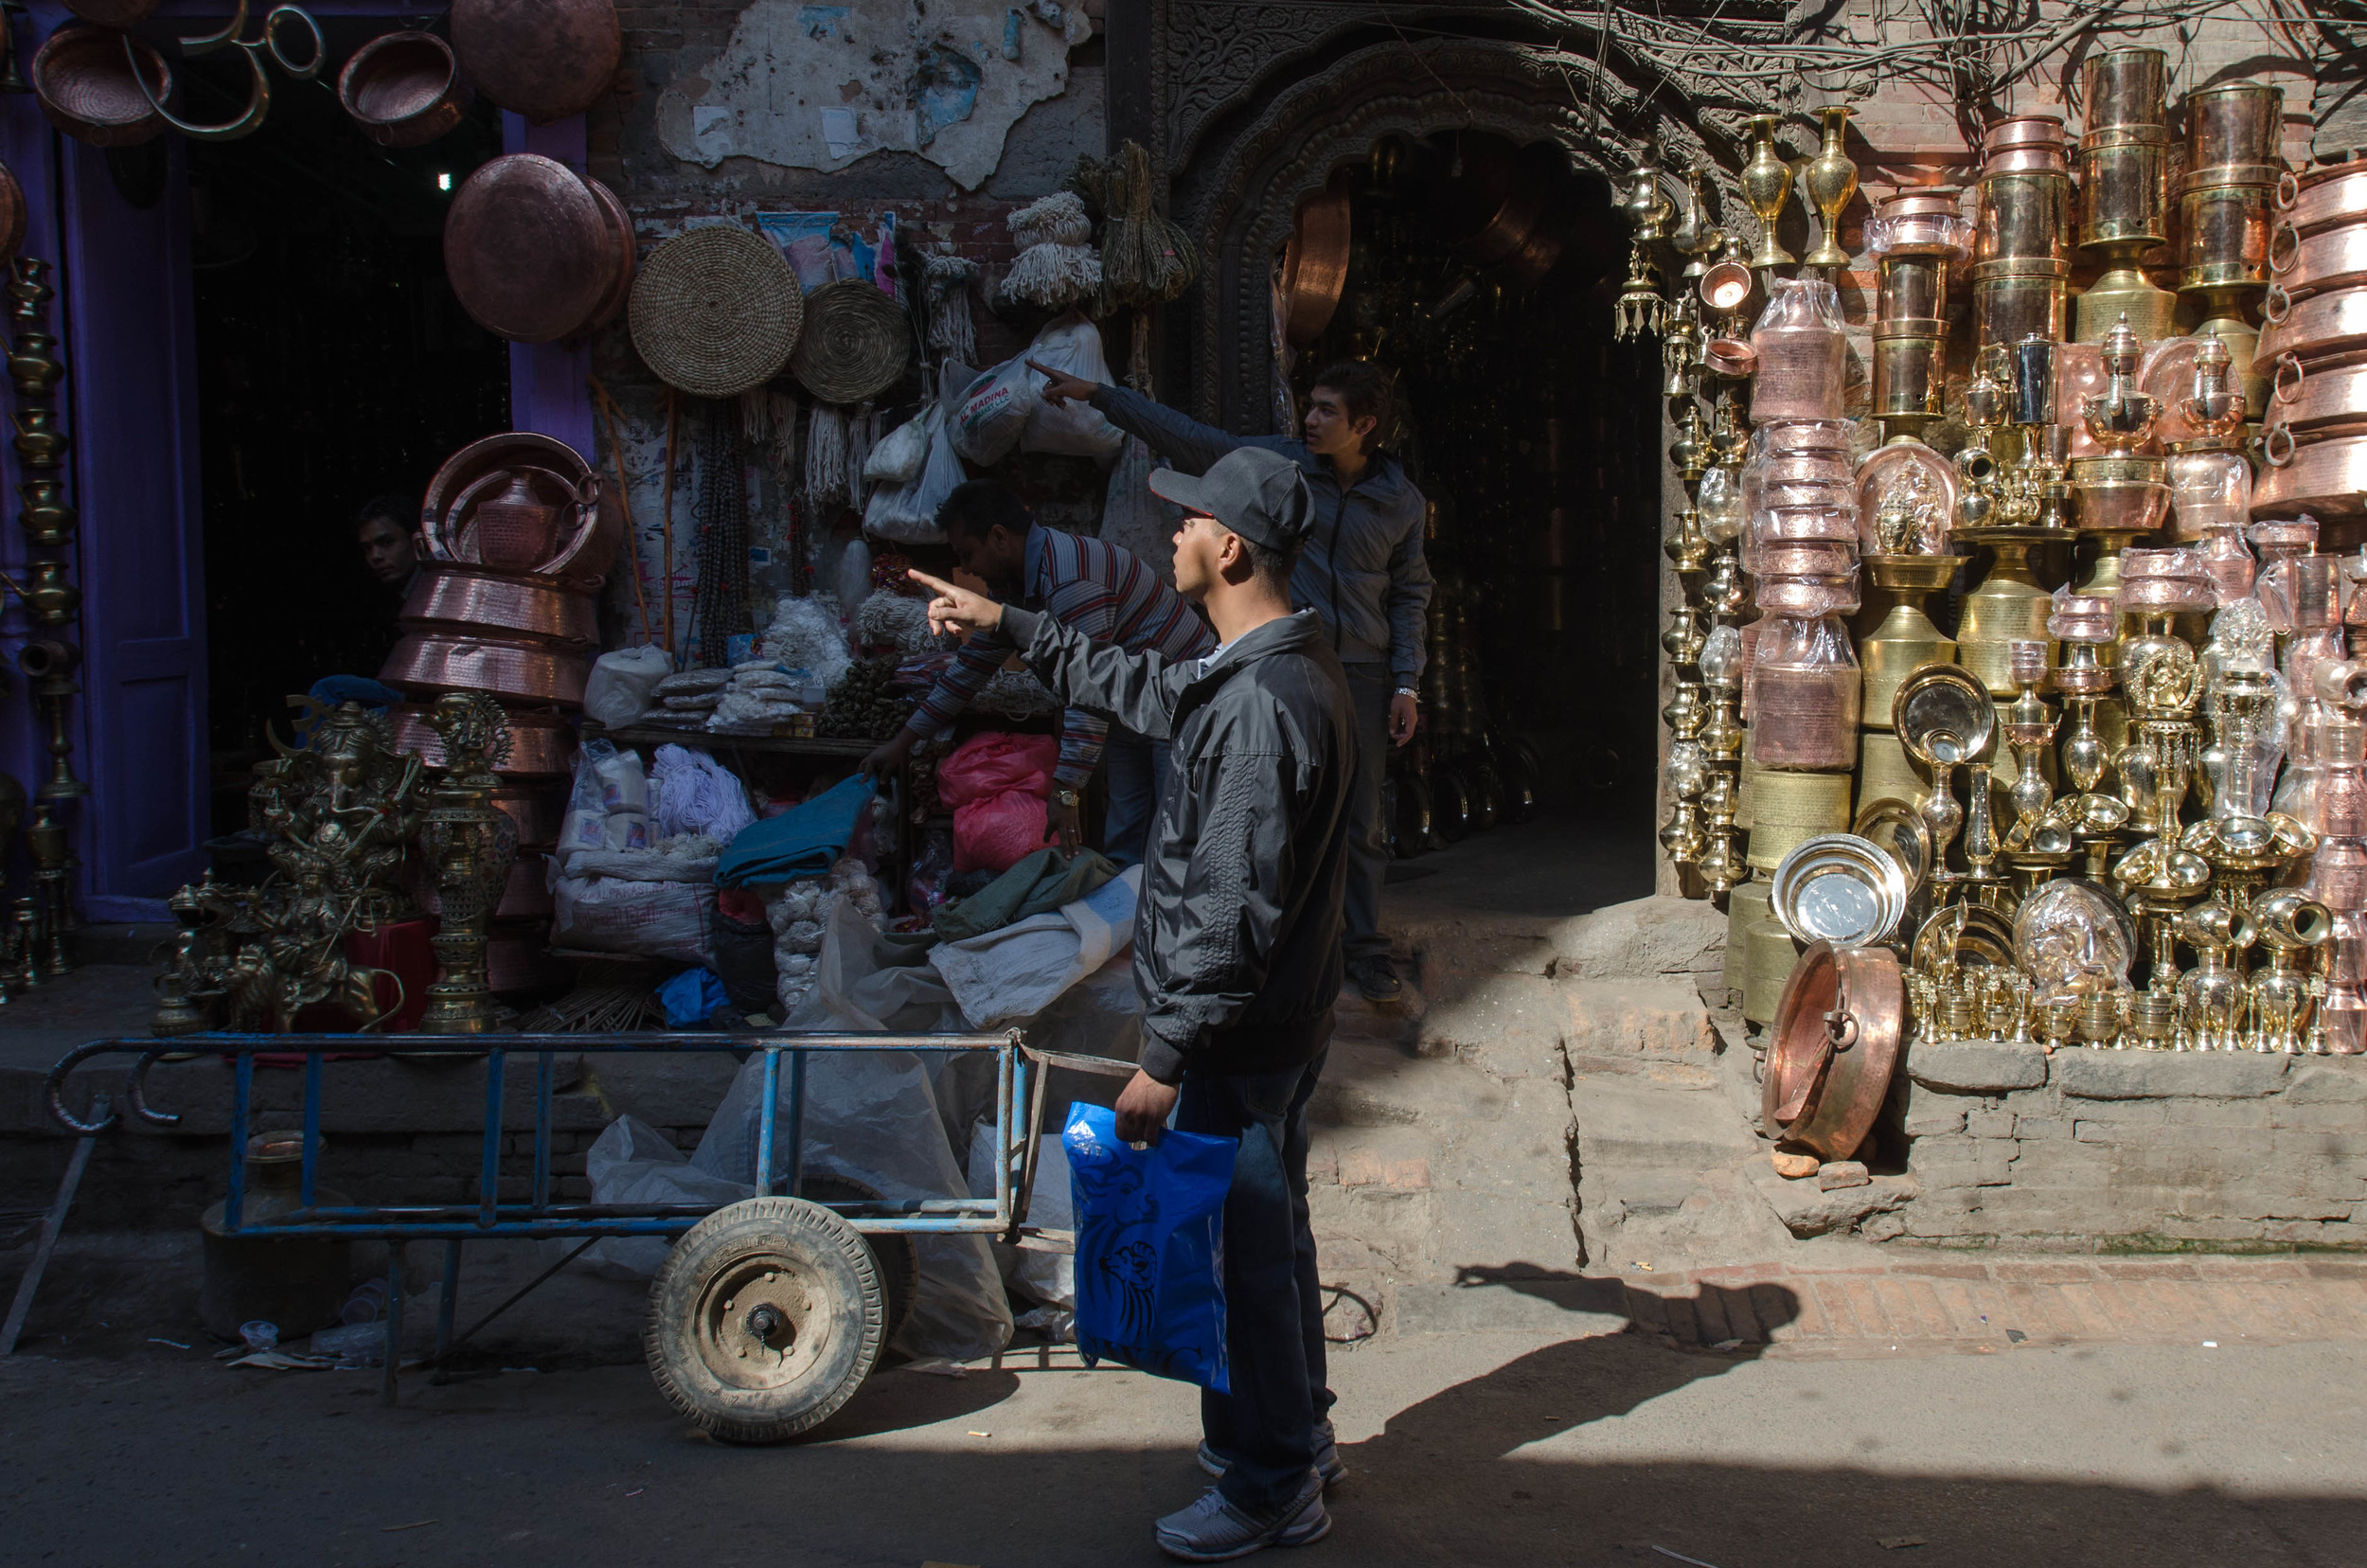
[{"xmin": 903, "ymin": 523, "xmax": 1216, "ymax": 788}]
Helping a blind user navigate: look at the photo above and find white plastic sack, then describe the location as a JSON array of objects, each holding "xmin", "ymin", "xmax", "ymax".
[
  {"xmin": 951, "ymin": 360, "xmax": 1037, "ymax": 466},
  {"xmin": 1018, "ymin": 313, "xmax": 1124, "ymax": 460},
  {"xmin": 1098, "ymin": 434, "xmax": 1181, "ymax": 585},
  {"xmin": 582, "ymin": 645, "xmax": 672, "ymax": 727},
  {"xmin": 863, "ymin": 415, "xmax": 931, "ymax": 486},
  {"xmin": 928, "ymin": 864, "xmax": 1140, "ymax": 1027},
  {"xmin": 549, "ymin": 871, "xmax": 711, "ymax": 966},
  {"xmin": 576, "ymin": 1115, "xmax": 751, "ymax": 1277},
  {"xmin": 966, "ymin": 1116, "xmax": 1075, "ymax": 1310},
  {"xmin": 865, "ymin": 405, "xmax": 962, "ymax": 544},
  {"xmin": 693, "ymin": 1047, "xmax": 1014, "ymax": 1363},
  {"xmin": 557, "ymin": 739, "xmax": 648, "ymax": 872}
]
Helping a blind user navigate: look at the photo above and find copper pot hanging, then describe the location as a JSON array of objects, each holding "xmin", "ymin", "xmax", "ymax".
[
  {"xmin": 338, "ymin": 30, "xmax": 472, "ymax": 148},
  {"xmin": 451, "ymin": 0, "xmax": 619, "ymax": 125},
  {"xmin": 1762, "ymin": 940, "xmax": 1903, "ymax": 1163},
  {"xmin": 443, "ymin": 153, "xmax": 614, "ymax": 345},
  {"xmin": 31, "ymin": 24, "xmax": 171, "ymax": 147},
  {"xmin": 1282, "ymin": 184, "xmax": 1351, "ymax": 348}
]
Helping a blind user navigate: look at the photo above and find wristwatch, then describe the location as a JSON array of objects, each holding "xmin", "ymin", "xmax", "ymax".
[
  {"xmin": 1055, "ymin": 787, "xmax": 1080, "ymax": 808},
  {"xmin": 1395, "ymin": 686, "xmax": 1419, "ymax": 701}
]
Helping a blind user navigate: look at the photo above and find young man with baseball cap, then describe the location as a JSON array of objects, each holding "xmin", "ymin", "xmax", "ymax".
[{"xmin": 911, "ymin": 445, "xmax": 1356, "ymax": 1559}]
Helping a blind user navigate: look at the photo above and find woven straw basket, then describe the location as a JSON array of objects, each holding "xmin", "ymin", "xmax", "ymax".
[{"xmin": 628, "ymin": 224, "xmax": 804, "ymax": 399}]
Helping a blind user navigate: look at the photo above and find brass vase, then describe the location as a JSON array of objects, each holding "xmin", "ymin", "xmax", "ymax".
[
  {"xmin": 1954, "ymin": 526, "xmax": 2059, "ymax": 696},
  {"xmin": 1857, "ymin": 553, "xmax": 1961, "ymax": 726},
  {"xmin": 1740, "ymin": 115, "xmax": 1796, "ymax": 271},
  {"xmin": 1802, "ymin": 106, "xmax": 1858, "ymax": 269}
]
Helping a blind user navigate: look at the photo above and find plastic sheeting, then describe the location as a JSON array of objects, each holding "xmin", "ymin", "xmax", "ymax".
[{"xmin": 929, "ymin": 864, "xmax": 1140, "ymax": 1027}]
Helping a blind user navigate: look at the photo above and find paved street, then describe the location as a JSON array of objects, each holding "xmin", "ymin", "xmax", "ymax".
[{"xmin": 6, "ymin": 1246, "xmax": 2365, "ymax": 1568}]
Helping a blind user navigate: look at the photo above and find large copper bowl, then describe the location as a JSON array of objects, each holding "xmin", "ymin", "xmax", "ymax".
[
  {"xmin": 391, "ymin": 704, "xmax": 575, "ymax": 777},
  {"xmin": 452, "ymin": 0, "xmax": 619, "ymax": 125},
  {"xmin": 1762, "ymin": 940, "xmax": 1903, "ymax": 1163},
  {"xmin": 402, "ymin": 565, "xmax": 597, "ymax": 644},
  {"xmin": 443, "ymin": 154, "xmax": 612, "ymax": 344},
  {"xmin": 380, "ymin": 630, "xmax": 592, "ymax": 706},
  {"xmin": 421, "ymin": 430, "xmax": 615, "ymax": 587},
  {"xmin": 339, "ymin": 31, "xmax": 472, "ymax": 148},
  {"xmin": 31, "ymin": 25, "xmax": 171, "ymax": 147}
]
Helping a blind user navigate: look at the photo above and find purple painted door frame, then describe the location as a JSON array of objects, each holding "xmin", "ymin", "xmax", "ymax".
[{"xmin": 0, "ymin": 7, "xmax": 593, "ymax": 921}]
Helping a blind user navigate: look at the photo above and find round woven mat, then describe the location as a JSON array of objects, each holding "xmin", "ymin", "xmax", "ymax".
[
  {"xmin": 791, "ymin": 277, "xmax": 913, "ymax": 405},
  {"xmin": 628, "ymin": 225, "xmax": 804, "ymax": 399}
]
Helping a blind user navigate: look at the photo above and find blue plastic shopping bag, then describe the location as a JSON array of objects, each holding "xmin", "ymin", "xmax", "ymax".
[{"xmin": 1063, "ymin": 1101, "xmax": 1237, "ymax": 1393}]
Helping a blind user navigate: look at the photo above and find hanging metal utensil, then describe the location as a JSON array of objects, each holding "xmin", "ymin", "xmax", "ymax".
[{"xmin": 121, "ymin": 0, "xmax": 325, "ymax": 143}]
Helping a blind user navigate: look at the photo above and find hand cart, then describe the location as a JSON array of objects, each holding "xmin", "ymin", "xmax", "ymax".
[{"xmin": 42, "ymin": 1028, "xmax": 1127, "ymax": 1443}]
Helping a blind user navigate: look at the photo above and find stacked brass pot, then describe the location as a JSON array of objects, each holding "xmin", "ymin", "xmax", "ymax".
[
  {"xmin": 2256, "ymin": 158, "xmax": 2367, "ymax": 520},
  {"xmin": 1866, "ymin": 187, "xmax": 1967, "ymax": 435},
  {"xmin": 1974, "ymin": 116, "xmax": 2073, "ymax": 348},
  {"xmin": 381, "ymin": 432, "xmax": 620, "ymax": 994},
  {"xmin": 2074, "ymin": 48, "xmax": 2177, "ymax": 342},
  {"xmin": 2179, "ymin": 80, "xmax": 2286, "ymax": 419}
]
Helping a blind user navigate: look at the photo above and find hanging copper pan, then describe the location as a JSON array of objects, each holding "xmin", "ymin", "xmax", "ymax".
[
  {"xmin": 451, "ymin": 0, "xmax": 618, "ymax": 126},
  {"xmin": 1281, "ymin": 184, "xmax": 1350, "ymax": 348},
  {"xmin": 31, "ymin": 24, "xmax": 171, "ymax": 147},
  {"xmin": 339, "ymin": 30, "xmax": 472, "ymax": 149},
  {"xmin": 379, "ymin": 630, "xmax": 593, "ymax": 706},
  {"xmin": 443, "ymin": 153, "xmax": 611, "ymax": 344},
  {"xmin": 578, "ymin": 175, "xmax": 636, "ymax": 335},
  {"xmin": 1761, "ymin": 940, "xmax": 1903, "ymax": 1162},
  {"xmin": 400, "ymin": 565, "xmax": 599, "ymax": 645}
]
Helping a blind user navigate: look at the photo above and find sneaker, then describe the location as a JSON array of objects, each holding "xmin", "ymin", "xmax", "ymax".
[
  {"xmin": 1346, "ymin": 954, "xmax": 1401, "ymax": 1001},
  {"xmin": 1154, "ymin": 1472, "xmax": 1331, "ymax": 1561},
  {"xmin": 1197, "ymin": 1420, "xmax": 1347, "ymax": 1488}
]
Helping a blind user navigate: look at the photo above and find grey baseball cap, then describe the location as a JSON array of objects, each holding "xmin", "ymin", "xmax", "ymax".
[{"xmin": 1148, "ymin": 447, "xmax": 1316, "ymax": 553}]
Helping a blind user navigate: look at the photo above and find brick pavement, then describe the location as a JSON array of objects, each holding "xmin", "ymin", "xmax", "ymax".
[{"xmin": 1618, "ymin": 1255, "xmax": 2367, "ymax": 1353}]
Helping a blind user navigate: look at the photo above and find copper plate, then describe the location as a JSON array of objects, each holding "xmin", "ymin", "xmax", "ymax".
[
  {"xmin": 31, "ymin": 24, "xmax": 171, "ymax": 148},
  {"xmin": 2251, "ymin": 432, "xmax": 2367, "ymax": 519},
  {"xmin": 443, "ymin": 154, "xmax": 611, "ymax": 345},
  {"xmin": 339, "ymin": 30, "xmax": 472, "ymax": 148},
  {"xmin": 1763, "ymin": 941, "xmax": 1903, "ymax": 1161},
  {"xmin": 391, "ymin": 704, "xmax": 575, "ymax": 777},
  {"xmin": 1282, "ymin": 185, "xmax": 1351, "ymax": 348},
  {"xmin": 579, "ymin": 176, "xmax": 636, "ymax": 335},
  {"xmin": 380, "ymin": 630, "xmax": 593, "ymax": 706},
  {"xmin": 400, "ymin": 565, "xmax": 597, "ymax": 645},
  {"xmin": 452, "ymin": 0, "xmax": 619, "ymax": 126}
]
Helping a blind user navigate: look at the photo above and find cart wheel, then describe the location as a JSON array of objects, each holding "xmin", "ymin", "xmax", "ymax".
[
  {"xmin": 799, "ymin": 1174, "xmax": 919, "ymax": 1351},
  {"xmin": 643, "ymin": 1196, "xmax": 884, "ymax": 1444}
]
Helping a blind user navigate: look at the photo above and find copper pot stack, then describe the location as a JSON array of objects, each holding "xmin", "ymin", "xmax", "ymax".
[
  {"xmin": 2256, "ymin": 157, "xmax": 2367, "ymax": 522},
  {"xmin": 2301, "ymin": 709, "xmax": 2367, "ymax": 1052},
  {"xmin": 2179, "ymin": 80, "xmax": 2286, "ymax": 420},
  {"xmin": 1740, "ymin": 415, "xmax": 1862, "ymax": 872},
  {"xmin": 1866, "ymin": 188, "xmax": 1970, "ymax": 437},
  {"xmin": 381, "ymin": 432, "xmax": 621, "ymax": 993},
  {"xmin": 2074, "ymin": 48, "xmax": 2177, "ymax": 343},
  {"xmin": 1974, "ymin": 115, "xmax": 2073, "ymax": 347}
]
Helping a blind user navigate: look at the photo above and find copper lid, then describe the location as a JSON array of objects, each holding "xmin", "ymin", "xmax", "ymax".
[{"xmin": 1984, "ymin": 115, "xmax": 2067, "ymax": 154}]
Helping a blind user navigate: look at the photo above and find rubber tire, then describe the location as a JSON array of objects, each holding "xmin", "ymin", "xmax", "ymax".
[
  {"xmin": 799, "ymin": 1174, "xmax": 919, "ymax": 1351},
  {"xmin": 644, "ymin": 1196, "xmax": 884, "ymax": 1444}
]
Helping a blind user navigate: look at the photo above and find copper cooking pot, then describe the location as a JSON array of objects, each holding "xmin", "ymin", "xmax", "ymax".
[
  {"xmin": 31, "ymin": 24, "xmax": 171, "ymax": 147},
  {"xmin": 400, "ymin": 565, "xmax": 597, "ymax": 645},
  {"xmin": 422, "ymin": 431, "xmax": 612, "ymax": 586},
  {"xmin": 391, "ymin": 703, "xmax": 575, "ymax": 777},
  {"xmin": 339, "ymin": 30, "xmax": 472, "ymax": 148},
  {"xmin": 2256, "ymin": 283, "xmax": 2367, "ymax": 372},
  {"xmin": 380, "ymin": 631, "xmax": 592, "ymax": 706},
  {"xmin": 443, "ymin": 154, "xmax": 613, "ymax": 345},
  {"xmin": 1982, "ymin": 115, "xmax": 2069, "ymax": 173},
  {"xmin": 1281, "ymin": 185, "xmax": 1350, "ymax": 348},
  {"xmin": 452, "ymin": 0, "xmax": 618, "ymax": 125},
  {"xmin": 2251, "ymin": 431, "xmax": 2367, "ymax": 518},
  {"xmin": 1762, "ymin": 940, "xmax": 1902, "ymax": 1162},
  {"xmin": 2267, "ymin": 353, "xmax": 2367, "ymax": 438},
  {"xmin": 2279, "ymin": 161, "xmax": 2367, "ymax": 239},
  {"xmin": 2269, "ymin": 218, "xmax": 2367, "ymax": 302}
]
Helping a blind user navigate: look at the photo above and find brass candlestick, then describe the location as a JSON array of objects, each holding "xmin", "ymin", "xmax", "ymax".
[{"xmin": 416, "ymin": 693, "xmax": 518, "ymax": 1035}]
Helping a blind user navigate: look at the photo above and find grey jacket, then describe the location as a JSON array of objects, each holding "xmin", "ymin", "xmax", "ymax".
[
  {"xmin": 1091, "ymin": 384, "xmax": 1434, "ymax": 681},
  {"xmin": 1004, "ymin": 603, "xmax": 1353, "ymax": 1083}
]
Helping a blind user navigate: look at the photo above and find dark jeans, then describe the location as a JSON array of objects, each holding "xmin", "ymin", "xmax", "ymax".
[
  {"xmin": 1099, "ymin": 725, "xmax": 1170, "ymax": 871},
  {"xmin": 1340, "ymin": 663, "xmax": 1393, "ymax": 962},
  {"xmin": 1177, "ymin": 1046, "xmax": 1334, "ymax": 1513}
]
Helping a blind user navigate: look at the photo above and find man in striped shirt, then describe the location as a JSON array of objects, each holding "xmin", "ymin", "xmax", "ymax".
[{"xmin": 862, "ymin": 480, "xmax": 1216, "ymax": 866}]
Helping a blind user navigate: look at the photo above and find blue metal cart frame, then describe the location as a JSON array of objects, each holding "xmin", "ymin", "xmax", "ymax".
[{"xmin": 41, "ymin": 1028, "xmax": 1109, "ymax": 1406}]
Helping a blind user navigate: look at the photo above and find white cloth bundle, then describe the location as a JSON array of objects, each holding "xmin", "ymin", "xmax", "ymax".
[
  {"xmin": 1008, "ymin": 190, "xmax": 1092, "ymax": 249},
  {"xmin": 1001, "ymin": 244, "xmax": 1101, "ymax": 310},
  {"xmin": 650, "ymin": 746, "xmax": 756, "ymax": 844}
]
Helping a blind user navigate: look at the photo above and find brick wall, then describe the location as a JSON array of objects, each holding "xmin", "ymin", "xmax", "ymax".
[{"xmin": 1887, "ymin": 1042, "xmax": 2367, "ymax": 1250}]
